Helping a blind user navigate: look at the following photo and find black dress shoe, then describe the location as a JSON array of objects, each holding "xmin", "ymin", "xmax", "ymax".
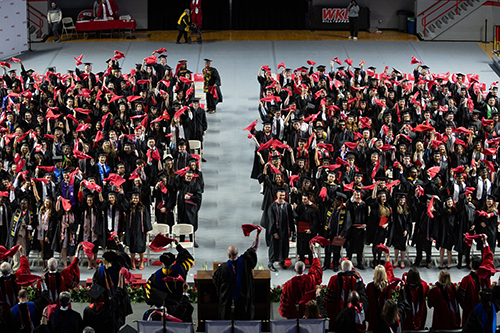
[
  {"xmin": 333, "ymin": 264, "xmax": 339, "ymax": 272},
  {"xmin": 202, "ymin": 158, "xmax": 207, "ymax": 162},
  {"xmin": 322, "ymin": 265, "xmax": 330, "ymax": 271},
  {"xmin": 356, "ymin": 263, "xmax": 365, "ymax": 270},
  {"xmin": 268, "ymin": 264, "xmax": 277, "ymax": 272}
]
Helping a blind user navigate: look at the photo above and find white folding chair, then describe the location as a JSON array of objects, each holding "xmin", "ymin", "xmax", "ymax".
[
  {"xmin": 145, "ymin": 223, "xmax": 160, "ymax": 267},
  {"xmin": 62, "ymin": 17, "xmax": 78, "ymax": 39},
  {"xmin": 188, "ymin": 140, "xmax": 201, "ymax": 155},
  {"xmin": 172, "ymin": 224, "xmax": 195, "ymax": 257}
]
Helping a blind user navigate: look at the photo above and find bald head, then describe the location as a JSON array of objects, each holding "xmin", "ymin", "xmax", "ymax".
[{"xmin": 227, "ymin": 246, "xmax": 238, "ymax": 260}]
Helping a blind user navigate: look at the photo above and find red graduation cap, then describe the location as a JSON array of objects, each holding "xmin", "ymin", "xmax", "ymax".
[
  {"xmin": 120, "ymin": 267, "xmax": 137, "ymax": 282},
  {"xmin": 375, "ymin": 243, "xmax": 389, "ymax": 254},
  {"xmin": 76, "ymin": 123, "xmax": 90, "ymax": 132},
  {"xmin": 152, "ymin": 47, "xmax": 167, "ymax": 55},
  {"xmin": 464, "ymin": 232, "xmax": 483, "ymax": 246},
  {"xmin": 59, "ymin": 197, "xmax": 71, "ymax": 212},
  {"xmin": 309, "ymin": 236, "xmax": 330, "ymax": 247},
  {"xmin": 80, "ymin": 241, "xmax": 95, "ymax": 258},
  {"xmin": 411, "ymin": 56, "xmax": 422, "ymax": 64},
  {"xmin": 345, "ymin": 58, "xmax": 353, "ymax": 66},
  {"xmin": 104, "ymin": 173, "xmax": 126, "ymax": 187},
  {"xmin": 277, "ymin": 62, "xmax": 285, "ymax": 70},
  {"xmin": 241, "ymin": 224, "xmax": 262, "ymax": 237}
]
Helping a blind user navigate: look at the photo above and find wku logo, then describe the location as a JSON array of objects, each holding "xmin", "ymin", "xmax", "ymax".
[{"xmin": 322, "ymin": 8, "xmax": 349, "ymax": 23}]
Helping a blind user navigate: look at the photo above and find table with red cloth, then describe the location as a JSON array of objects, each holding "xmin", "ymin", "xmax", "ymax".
[{"xmin": 75, "ymin": 19, "xmax": 136, "ymax": 33}]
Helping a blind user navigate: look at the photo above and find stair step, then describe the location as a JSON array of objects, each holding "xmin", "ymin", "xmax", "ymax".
[
  {"xmin": 460, "ymin": 3, "xmax": 469, "ymax": 10},
  {"xmin": 448, "ymin": 11, "xmax": 455, "ymax": 19},
  {"xmin": 436, "ymin": 20, "xmax": 442, "ymax": 28}
]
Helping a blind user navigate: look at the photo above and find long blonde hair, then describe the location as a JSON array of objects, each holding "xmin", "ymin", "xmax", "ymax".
[{"xmin": 374, "ymin": 265, "xmax": 389, "ymax": 291}]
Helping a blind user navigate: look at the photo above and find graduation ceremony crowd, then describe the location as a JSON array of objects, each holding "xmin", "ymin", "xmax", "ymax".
[
  {"xmin": 248, "ymin": 57, "xmax": 500, "ymax": 332},
  {"xmin": 0, "ymin": 47, "xmax": 223, "ymax": 332}
]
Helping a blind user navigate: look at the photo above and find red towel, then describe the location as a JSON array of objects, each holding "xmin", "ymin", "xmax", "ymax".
[
  {"xmin": 309, "ymin": 236, "xmax": 330, "ymax": 247},
  {"xmin": 241, "ymin": 224, "xmax": 262, "ymax": 237},
  {"xmin": 464, "ymin": 233, "xmax": 483, "ymax": 247}
]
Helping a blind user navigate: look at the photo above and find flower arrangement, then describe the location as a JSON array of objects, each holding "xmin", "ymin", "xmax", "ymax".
[{"xmin": 25, "ymin": 284, "xmax": 199, "ymax": 304}]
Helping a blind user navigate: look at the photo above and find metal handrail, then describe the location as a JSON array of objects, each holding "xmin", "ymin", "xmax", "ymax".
[
  {"xmin": 28, "ymin": 3, "xmax": 47, "ymax": 19},
  {"xmin": 27, "ymin": 3, "xmax": 46, "ymax": 38},
  {"xmin": 421, "ymin": 0, "xmax": 464, "ymax": 37}
]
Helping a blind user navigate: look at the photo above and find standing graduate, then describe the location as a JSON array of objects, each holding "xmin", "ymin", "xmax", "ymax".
[
  {"xmin": 265, "ymin": 188, "xmax": 294, "ymax": 272},
  {"xmin": 323, "ymin": 192, "xmax": 351, "ymax": 271},
  {"xmin": 212, "ymin": 227, "xmax": 260, "ymax": 320},
  {"xmin": 124, "ymin": 191, "xmax": 152, "ymax": 270},
  {"xmin": 388, "ymin": 193, "xmax": 411, "ymax": 269},
  {"xmin": 153, "ymin": 173, "xmax": 176, "ymax": 227},
  {"xmin": 98, "ymin": 189, "xmax": 128, "ymax": 250},
  {"xmin": 293, "ymin": 192, "xmax": 320, "ymax": 263},
  {"xmin": 189, "ymin": 98, "xmax": 208, "ymax": 161},
  {"xmin": 202, "ymin": 59, "xmax": 222, "ymax": 114},
  {"xmin": 176, "ymin": 169, "xmax": 202, "ymax": 246},
  {"xmin": 52, "ymin": 197, "xmax": 79, "ymax": 268},
  {"xmin": 80, "ymin": 193, "xmax": 102, "ymax": 270},
  {"xmin": 7, "ymin": 197, "xmax": 35, "ymax": 272}
]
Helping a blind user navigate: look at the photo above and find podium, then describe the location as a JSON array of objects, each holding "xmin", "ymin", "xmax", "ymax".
[{"xmin": 195, "ymin": 269, "xmax": 271, "ymax": 332}]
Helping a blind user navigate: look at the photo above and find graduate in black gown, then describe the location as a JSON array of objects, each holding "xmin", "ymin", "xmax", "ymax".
[
  {"xmin": 176, "ymin": 170, "xmax": 202, "ymax": 245},
  {"xmin": 202, "ymin": 59, "xmax": 222, "ymax": 114},
  {"xmin": 212, "ymin": 227, "xmax": 260, "ymax": 320},
  {"xmin": 124, "ymin": 191, "xmax": 152, "ymax": 270},
  {"xmin": 83, "ymin": 275, "xmax": 128, "ymax": 333}
]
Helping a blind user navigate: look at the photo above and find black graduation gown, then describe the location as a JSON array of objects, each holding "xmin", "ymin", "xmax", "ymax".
[
  {"xmin": 203, "ymin": 66, "xmax": 222, "ymax": 109},
  {"xmin": 436, "ymin": 208, "xmax": 458, "ymax": 251},
  {"xmin": 9, "ymin": 291, "xmax": 50, "ymax": 333},
  {"xmin": 99, "ymin": 196, "xmax": 128, "ymax": 249},
  {"xmin": 455, "ymin": 200, "xmax": 476, "ymax": 254},
  {"xmin": 6, "ymin": 209, "xmax": 34, "ymax": 255},
  {"xmin": 212, "ymin": 247, "xmax": 258, "ymax": 320},
  {"xmin": 346, "ymin": 199, "xmax": 368, "ymax": 253},
  {"xmin": 475, "ymin": 211, "xmax": 498, "ymax": 253},
  {"xmin": 153, "ymin": 184, "xmax": 176, "ymax": 227},
  {"xmin": 0, "ymin": 203, "xmax": 12, "ymax": 246},
  {"xmin": 190, "ymin": 106, "xmax": 208, "ymax": 142},
  {"xmin": 176, "ymin": 179, "xmax": 202, "ymax": 231},
  {"xmin": 388, "ymin": 208, "xmax": 411, "ymax": 251},
  {"xmin": 82, "ymin": 287, "xmax": 128, "ymax": 333},
  {"xmin": 250, "ymin": 130, "xmax": 273, "ymax": 180},
  {"xmin": 124, "ymin": 205, "xmax": 152, "ymax": 253},
  {"xmin": 49, "ymin": 308, "xmax": 83, "ymax": 333}
]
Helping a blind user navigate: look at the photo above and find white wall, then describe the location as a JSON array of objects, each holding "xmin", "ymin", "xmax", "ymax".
[
  {"xmin": 312, "ymin": 0, "xmax": 415, "ymax": 29},
  {"xmin": 0, "ymin": 0, "xmax": 28, "ymax": 60}
]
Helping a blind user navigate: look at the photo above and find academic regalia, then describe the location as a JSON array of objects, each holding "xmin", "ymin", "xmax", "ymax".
[
  {"xmin": 402, "ymin": 281, "xmax": 429, "ymax": 330},
  {"xmin": 278, "ymin": 257, "xmax": 322, "ymax": 319},
  {"xmin": 332, "ymin": 302, "xmax": 366, "ymax": 333},
  {"xmin": 0, "ymin": 202, "xmax": 12, "ymax": 246},
  {"xmin": 143, "ymin": 296, "xmax": 193, "ymax": 323},
  {"xmin": 345, "ymin": 200, "xmax": 367, "ymax": 265},
  {"xmin": 176, "ymin": 178, "xmax": 202, "ymax": 231},
  {"xmin": 427, "ymin": 282, "xmax": 461, "ymax": 330},
  {"xmin": 388, "ymin": 206, "xmax": 411, "ymax": 252},
  {"xmin": 202, "ymin": 66, "xmax": 222, "ymax": 111},
  {"xmin": 82, "ymin": 287, "xmax": 128, "ymax": 333},
  {"xmin": 51, "ymin": 210, "xmax": 78, "ymax": 257},
  {"xmin": 0, "ymin": 273, "xmax": 18, "ymax": 322},
  {"xmin": 79, "ymin": 205, "xmax": 102, "ymax": 252},
  {"xmin": 475, "ymin": 210, "xmax": 498, "ymax": 253},
  {"xmin": 266, "ymin": 201, "xmax": 294, "ymax": 265},
  {"xmin": 435, "ymin": 207, "xmax": 458, "ymax": 251},
  {"xmin": 458, "ymin": 245, "xmax": 493, "ymax": 326},
  {"xmin": 324, "ymin": 270, "xmax": 366, "ymax": 331},
  {"xmin": 365, "ymin": 261, "xmax": 401, "ymax": 331},
  {"xmin": 250, "ymin": 130, "xmax": 274, "ymax": 180},
  {"xmin": 124, "ymin": 204, "xmax": 151, "ymax": 253},
  {"xmin": 462, "ymin": 302, "xmax": 499, "ymax": 333},
  {"xmin": 49, "ymin": 307, "xmax": 83, "ymax": 333},
  {"xmin": 9, "ymin": 291, "xmax": 50, "ymax": 333},
  {"xmin": 212, "ymin": 245, "xmax": 258, "ymax": 320},
  {"xmin": 323, "ymin": 203, "xmax": 351, "ymax": 269},
  {"xmin": 99, "ymin": 196, "xmax": 128, "ymax": 249},
  {"xmin": 145, "ymin": 244, "xmax": 194, "ymax": 306},
  {"xmin": 153, "ymin": 183, "xmax": 176, "ymax": 227},
  {"xmin": 455, "ymin": 199, "xmax": 475, "ymax": 266},
  {"xmin": 36, "ymin": 257, "xmax": 79, "ymax": 304}
]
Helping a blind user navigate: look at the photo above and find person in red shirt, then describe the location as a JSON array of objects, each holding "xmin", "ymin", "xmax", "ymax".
[{"xmin": 278, "ymin": 243, "xmax": 322, "ymax": 319}]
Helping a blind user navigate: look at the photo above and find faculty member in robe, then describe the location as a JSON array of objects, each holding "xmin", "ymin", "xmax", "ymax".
[{"xmin": 212, "ymin": 227, "xmax": 260, "ymax": 320}]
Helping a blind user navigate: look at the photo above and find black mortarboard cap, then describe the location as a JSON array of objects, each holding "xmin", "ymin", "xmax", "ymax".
[
  {"xmin": 335, "ymin": 192, "xmax": 347, "ymax": 200},
  {"xmin": 118, "ymin": 324, "xmax": 138, "ymax": 333},
  {"xmin": 87, "ymin": 284, "xmax": 106, "ymax": 299},
  {"xmin": 158, "ymin": 55, "xmax": 167, "ymax": 59},
  {"xmin": 204, "ymin": 58, "xmax": 212, "ymax": 62},
  {"xmin": 160, "ymin": 252, "xmax": 175, "ymax": 266},
  {"xmin": 421, "ymin": 65, "xmax": 430, "ymax": 70},
  {"xmin": 103, "ymin": 250, "xmax": 118, "ymax": 263},
  {"xmin": 486, "ymin": 194, "xmax": 496, "ymax": 201}
]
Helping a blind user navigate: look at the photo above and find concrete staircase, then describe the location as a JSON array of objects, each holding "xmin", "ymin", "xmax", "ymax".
[{"xmin": 418, "ymin": 0, "xmax": 487, "ymax": 40}]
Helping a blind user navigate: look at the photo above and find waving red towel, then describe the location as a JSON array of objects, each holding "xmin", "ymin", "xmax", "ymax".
[
  {"xmin": 464, "ymin": 233, "xmax": 483, "ymax": 247},
  {"xmin": 80, "ymin": 241, "xmax": 95, "ymax": 258},
  {"xmin": 375, "ymin": 243, "xmax": 390, "ymax": 254},
  {"xmin": 241, "ymin": 224, "xmax": 262, "ymax": 237},
  {"xmin": 309, "ymin": 236, "xmax": 330, "ymax": 247}
]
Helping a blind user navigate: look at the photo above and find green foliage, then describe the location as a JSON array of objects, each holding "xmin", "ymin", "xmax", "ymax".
[
  {"xmin": 270, "ymin": 285, "xmax": 283, "ymax": 302},
  {"xmin": 187, "ymin": 286, "xmax": 198, "ymax": 303},
  {"xmin": 127, "ymin": 285, "xmax": 146, "ymax": 304}
]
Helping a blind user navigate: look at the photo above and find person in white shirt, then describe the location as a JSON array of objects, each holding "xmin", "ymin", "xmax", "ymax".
[{"xmin": 47, "ymin": 2, "xmax": 62, "ymax": 43}]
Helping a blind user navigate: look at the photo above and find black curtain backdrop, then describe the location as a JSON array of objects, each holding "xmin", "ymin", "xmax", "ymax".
[{"xmin": 147, "ymin": 0, "xmax": 305, "ymax": 30}]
